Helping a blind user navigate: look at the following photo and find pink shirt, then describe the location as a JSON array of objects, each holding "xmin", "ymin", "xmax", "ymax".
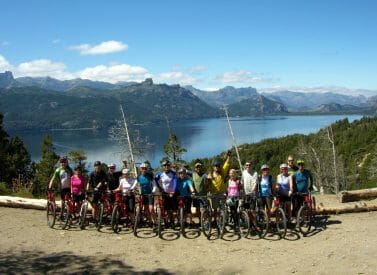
[
  {"xmin": 71, "ymin": 175, "xmax": 86, "ymax": 195},
  {"xmin": 227, "ymin": 178, "xmax": 240, "ymax": 197}
]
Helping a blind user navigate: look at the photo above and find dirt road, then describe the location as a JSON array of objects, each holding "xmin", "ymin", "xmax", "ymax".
[{"xmin": 0, "ymin": 202, "xmax": 376, "ymax": 274}]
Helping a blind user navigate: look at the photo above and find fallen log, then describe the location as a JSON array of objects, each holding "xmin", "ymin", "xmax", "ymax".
[
  {"xmin": 0, "ymin": 196, "xmax": 47, "ymax": 210},
  {"xmin": 338, "ymin": 188, "xmax": 377, "ymax": 203},
  {"xmin": 316, "ymin": 204, "xmax": 377, "ymax": 215}
]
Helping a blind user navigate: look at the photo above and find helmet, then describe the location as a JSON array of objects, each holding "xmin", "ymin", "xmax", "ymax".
[
  {"xmin": 178, "ymin": 168, "xmax": 186, "ymax": 174},
  {"xmin": 59, "ymin": 156, "xmax": 68, "ymax": 163},
  {"xmin": 162, "ymin": 160, "xmax": 171, "ymax": 166},
  {"xmin": 261, "ymin": 164, "xmax": 269, "ymax": 170},
  {"xmin": 280, "ymin": 163, "xmax": 288, "ymax": 169},
  {"xmin": 212, "ymin": 160, "xmax": 221, "ymax": 167},
  {"xmin": 94, "ymin": 161, "xmax": 101, "ymax": 167},
  {"xmin": 297, "ymin": 159, "xmax": 305, "ymax": 165},
  {"xmin": 194, "ymin": 162, "xmax": 203, "ymax": 168},
  {"xmin": 108, "ymin": 163, "xmax": 116, "ymax": 168},
  {"xmin": 140, "ymin": 163, "xmax": 148, "ymax": 169}
]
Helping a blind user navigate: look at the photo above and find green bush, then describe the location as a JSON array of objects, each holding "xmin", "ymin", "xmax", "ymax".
[{"xmin": 0, "ymin": 182, "xmax": 11, "ymax": 195}]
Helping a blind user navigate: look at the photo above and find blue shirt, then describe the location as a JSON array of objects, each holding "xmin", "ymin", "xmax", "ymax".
[
  {"xmin": 293, "ymin": 170, "xmax": 310, "ymax": 193},
  {"xmin": 137, "ymin": 173, "xmax": 154, "ymax": 194},
  {"xmin": 260, "ymin": 175, "xmax": 273, "ymax": 197},
  {"xmin": 176, "ymin": 177, "xmax": 193, "ymax": 197}
]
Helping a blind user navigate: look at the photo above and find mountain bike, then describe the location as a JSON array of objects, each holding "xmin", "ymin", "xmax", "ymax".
[
  {"xmin": 193, "ymin": 195, "xmax": 212, "ymax": 239},
  {"xmin": 95, "ymin": 190, "xmax": 113, "ymax": 231},
  {"xmin": 273, "ymin": 196, "xmax": 287, "ymax": 238},
  {"xmin": 295, "ymin": 192, "xmax": 316, "ymax": 236},
  {"xmin": 245, "ymin": 194, "xmax": 269, "ymax": 238},
  {"xmin": 60, "ymin": 193, "xmax": 81, "ymax": 229},
  {"xmin": 79, "ymin": 192, "xmax": 91, "ymax": 230}
]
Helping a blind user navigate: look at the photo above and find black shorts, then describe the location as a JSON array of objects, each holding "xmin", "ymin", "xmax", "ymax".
[
  {"xmin": 192, "ymin": 197, "xmax": 205, "ymax": 208},
  {"xmin": 60, "ymin": 188, "xmax": 71, "ymax": 200},
  {"xmin": 259, "ymin": 196, "xmax": 272, "ymax": 210},
  {"xmin": 278, "ymin": 195, "xmax": 291, "ymax": 203},
  {"xmin": 163, "ymin": 193, "xmax": 177, "ymax": 211},
  {"xmin": 242, "ymin": 195, "xmax": 257, "ymax": 210},
  {"xmin": 182, "ymin": 198, "xmax": 192, "ymax": 214},
  {"xmin": 124, "ymin": 194, "xmax": 135, "ymax": 212},
  {"xmin": 142, "ymin": 194, "xmax": 154, "ymax": 206},
  {"xmin": 72, "ymin": 193, "xmax": 85, "ymax": 203},
  {"xmin": 92, "ymin": 189, "xmax": 106, "ymax": 205}
]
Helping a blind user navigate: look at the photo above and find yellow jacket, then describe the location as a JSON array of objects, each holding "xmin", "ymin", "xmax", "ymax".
[{"xmin": 208, "ymin": 159, "xmax": 230, "ymax": 194}]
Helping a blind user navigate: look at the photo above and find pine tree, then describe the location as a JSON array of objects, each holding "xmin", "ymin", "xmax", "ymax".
[
  {"xmin": 34, "ymin": 135, "xmax": 59, "ymax": 195},
  {"xmin": 162, "ymin": 133, "xmax": 187, "ymax": 166}
]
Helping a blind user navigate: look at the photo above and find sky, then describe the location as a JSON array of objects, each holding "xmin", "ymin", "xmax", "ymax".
[{"xmin": 1, "ymin": 0, "xmax": 377, "ymax": 95}]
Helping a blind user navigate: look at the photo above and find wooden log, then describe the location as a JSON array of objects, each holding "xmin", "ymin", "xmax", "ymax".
[
  {"xmin": 316, "ymin": 204, "xmax": 377, "ymax": 215},
  {"xmin": 0, "ymin": 196, "xmax": 47, "ymax": 210},
  {"xmin": 338, "ymin": 188, "xmax": 377, "ymax": 203}
]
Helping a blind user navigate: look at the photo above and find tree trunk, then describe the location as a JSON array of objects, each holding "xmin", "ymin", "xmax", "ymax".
[{"xmin": 338, "ymin": 188, "xmax": 377, "ymax": 203}]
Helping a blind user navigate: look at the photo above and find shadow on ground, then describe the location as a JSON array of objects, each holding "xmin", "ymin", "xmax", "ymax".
[{"xmin": 0, "ymin": 250, "xmax": 173, "ymax": 275}]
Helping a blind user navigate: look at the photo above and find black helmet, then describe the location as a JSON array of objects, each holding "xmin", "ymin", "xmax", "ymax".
[
  {"xmin": 94, "ymin": 161, "xmax": 101, "ymax": 167},
  {"xmin": 212, "ymin": 160, "xmax": 221, "ymax": 167}
]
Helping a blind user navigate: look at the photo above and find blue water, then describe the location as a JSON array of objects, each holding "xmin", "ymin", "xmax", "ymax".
[{"xmin": 10, "ymin": 115, "xmax": 363, "ymax": 169}]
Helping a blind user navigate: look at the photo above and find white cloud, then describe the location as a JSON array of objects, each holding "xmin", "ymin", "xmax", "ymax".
[
  {"xmin": 0, "ymin": 54, "xmax": 11, "ymax": 71},
  {"xmin": 78, "ymin": 64, "xmax": 150, "ymax": 83},
  {"xmin": 51, "ymin": 38, "xmax": 61, "ymax": 44},
  {"xmin": 154, "ymin": 71, "xmax": 196, "ymax": 86},
  {"xmin": 216, "ymin": 70, "xmax": 273, "ymax": 84},
  {"xmin": 259, "ymin": 86, "xmax": 377, "ymax": 97},
  {"xmin": 70, "ymin": 40, "xmax": 128, "ymax": 55},
  {"xmin": 15, "ymin": 59, "xmax": 72, "ymax": 79},
  {"xmin": 189, "ymin": 65, "xmax": 208, "ymax": 72}
]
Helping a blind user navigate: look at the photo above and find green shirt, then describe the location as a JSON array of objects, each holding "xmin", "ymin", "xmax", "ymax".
[
  {"xmin": 52, "ymin": 166, "xmax": 73, "ymax": 189},
  {"xmin": 192, "ymin": 172, "xmax": 208, "ymax": 195}
]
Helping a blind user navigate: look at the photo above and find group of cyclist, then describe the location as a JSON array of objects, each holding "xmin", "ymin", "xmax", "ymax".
[{"xmin": 48, "ymin": 151, "xmax": 313, "ymax": 230}]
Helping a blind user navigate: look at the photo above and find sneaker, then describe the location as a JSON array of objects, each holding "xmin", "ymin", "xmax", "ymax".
[{"xmin": 291, "ymin": 218, "xmax": 297, "ymax": 224}]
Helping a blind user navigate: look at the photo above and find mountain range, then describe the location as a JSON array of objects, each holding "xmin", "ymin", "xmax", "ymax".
[{"xmin": 0, "ymin": 71, "xmax": 375, "ymax": 131}]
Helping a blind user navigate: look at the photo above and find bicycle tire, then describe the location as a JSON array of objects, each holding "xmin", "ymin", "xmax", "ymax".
[
  {"xmin": 79, "ymin": 202, "xmax": 88, "ymax": 230},
  {"xmin": 96, "ymin": 203, "xmax": 104, "ymax": 231},
  {"xmin": 111, "ymin": 205, "xmax": 121, "ymax": 233},
  {"xmin": 255, "ymin": 209, "xmax": 269, "ymax": 238},
  {"xmin": 297, "ymin": 205, "xmax": 311, "ymax": 235},
  {"xmin": 46, "ymin": 201, "xmax": 56, "ymax": 228},
  {"xmin": 179, "ymin": 206, "xmax": 185, "ymax": 236},
  {"xmin": 133, "ymin": 205, "xmax": 141, "ymax": 236},
  {"xmin": 239, "ymin": 210, "xmax": 250, "ymax": 238},
  {"xmin": 60, "ymin": 201, "xmax": 70, "ymax": 230},
  {"xmin": 275, "ymin": 207, "xmax": 287, "ymax": 238},
  {"xmin": 201, "ymin": 208, "xmax": 212, "ymax": 239},
  {"xmin": 156, "ymin": 206, "xmax": 162, "ymax": 238},
  {"xmin": 218, "ymin": 210, "xmax": 227, "ymax": 238}
]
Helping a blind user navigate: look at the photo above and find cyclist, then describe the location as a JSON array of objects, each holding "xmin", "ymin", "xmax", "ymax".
[
  {"xmin": 106, "ymin": 163, "xmax": 121, "ymax": 202},
  {"xmin": 88, "ymin": 161, "xmax": 107, "ymax": 221},
  {"xmin": 290, "ymin": 159, "xmax": 313, "ymax": 219},
  {"xmin": 113, "ymin": 168, "xmax": 137, "ymax": 226},
  {"xmin": 287, "ymin": 155, "xmax": 298, "ymax": 175},
  {"xmin": 155, "ymin": 160, "xmax": 178, "ymax": 227},
  {"xmin": 258, "ymin": 164, "xmax": 274, "ymax": 217},
  {"xmin": 241, "ymin": 161, "xmax": 259, "ymax": 209},
  {"xmin": 274, "ymin": 163, "xmax": 292, "ymax": 222},
  {"xmin": 207, "ymin": 150, "xmax": 231, "ymax": 220},
  {"xmin": 136, "ymin": 163, "xmax": 156, "ymax": 225},
  {"xmin": 191, "ymin": 162, "xmax": 208, "ymax": 218},
  {"xmin": 71, "ymin": 166, "xmax": 86, "ymax": 211},
  {"xmin": 227, "ymin": 168, "xmax": 241, "ymax": 231},
  {"xmin": 48, "ymin": 156, "xmax": 73, "ymax": 216},
  {"xmin": 176, "ymin": 168, "xmax": 195, "ymax": 226}
]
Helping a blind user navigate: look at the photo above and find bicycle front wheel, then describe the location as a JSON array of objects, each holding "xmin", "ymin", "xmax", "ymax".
[
  {"xmin": 46, "ymin": 201, "xmax": 56, "ymax": 228},
  {"xmin": 60, "ymin": 201, "xmax": 70, "ymax": 230},
  {"xmin": 79, "ymin": 202, "xmax": 88, "ymax": 230},
  {"xmin": 111, "ymin": 205, "xmax": 121, "ymax": 233},
  {"xmin": 133, "ymin": 205, "xmax": 141, "ymax": 236},
  {"xmin": 96, "ymin": 203, "xmax": 104, "ymax": 231},
  {"xmin": 275, "ymin": 207, "xmax": 287, "ymax": 238},
  {"xmin": 201, "ymin": 208, "xmax": 212, "ymax": 239},
  {"xmin": 218, "ymin": 210, "xmax": 227, "ymax": 238},
  {"xmin": 255, "ymin": 209, "xmax": 269, "ymax": 238},
  {"xmin": 297, "ymin": 205, "xmax": 311, "ymax": 235},
  {"xmin": 156, "ymin": 206, "xmax": 162, "ymax": 238},
  {"xmin": 239, "ymin": 210, "xmax": 250, "ymax": 238}
]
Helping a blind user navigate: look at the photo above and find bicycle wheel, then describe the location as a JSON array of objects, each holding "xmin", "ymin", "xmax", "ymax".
[
  {"xmin": 95, "ymin": 203, "xmax": 104, "ymax": 231},
  {"xmin": 111, "ymin": 205, "xmax": 121, "ymax": 233},
  {"xmin": 218, "ymin": 210, "xmax": 227, "ymax": 238},
  {"xmin": 46, "ymin": 201, "xmax": 56, "ymax": 228},
  {"xmin": 79, "ymin": 202, "xmax": 88, "ymax": 230},
  {"xmin": 201, "ymin": 208, "xmax": 212, "ymax": 239},
  {"xmin": 60, "ymin": 201, "xmax": 70, "ymax": 230},
  {"xmin": 255, "ymin": 209, "xmax": 269, "ymax": 238},
  {"xmin": 275, "ymin": 207, "xmax": 287, "ymax": 238},
  {"xmin": 297, "ymin": 205, "xmax": 311, "ymax": 235},
  {"xmin": 239, "ymin": 210, "xmax": 250, "ymax": 238},
  {"xmin": 133, "ymin": 205, "xmax": 141, "ymax": 236},
  {"xmin": 156, "ymin": 206, "xmax": 162, "ymax": 238},
  {"xmin": 179, "ymin": 206, "xmax": 185, "ymax": 236}
]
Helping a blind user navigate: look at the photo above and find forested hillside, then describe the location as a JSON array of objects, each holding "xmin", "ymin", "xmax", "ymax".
[{"xmin": 197, "ymin": 116, "xmax": 377, "ymax": 193}]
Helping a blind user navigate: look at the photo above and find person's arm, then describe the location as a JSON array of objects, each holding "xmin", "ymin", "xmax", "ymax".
[
  {"xmin": 289, "ymin": 175, "xmax": 294, "ymax": 196},
  {"xmin": 188, "ymin": 180, "xmax": 195, "ymax": 193},
  {"xmin": 48, "ymin": 169, "xmax": 58, "ymax": 189}
]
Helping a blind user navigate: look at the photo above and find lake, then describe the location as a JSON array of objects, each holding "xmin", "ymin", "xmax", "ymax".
[{"xmin": 10, "ymin": 114, "xmax": 363, "ymax": 169}]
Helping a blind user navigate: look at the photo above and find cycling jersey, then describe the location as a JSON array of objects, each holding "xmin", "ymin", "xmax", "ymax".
[
  {"xmin": 155, "ymin": 170, "xmax": 177, "ymax": 193},
  {"xmin": 277, "ymin": 174, "xmax": 290, "ymax": 196},
  {"xmin": 288, "ymin": 165, "xmax": 298, "ymax": 175},
  {"xmin": 71, "ymin": 175, "xmax": 86, "ymax": 195},
  {"xmin": 293, "ymin": 170, "xmax": 311, "ymax": 193},
  {"xmin": 227, "ymin": 178, "xmax": 240, "ymax": 197},
  {"xmin": 89, "ymin": 170, "xmax": 107, "ymax": 191},
  {"xmin": 176, "ymin": 177, "xmax": 193, "ymax": 197},
  {"xmin": 107, "ymin": 171, "xmax": 121, "ymax": 191},
  {"xmin": 260, "ymin": 175, "xmax": 273, "ymax": 197},
  {"xmin": 119, "ymin": 177, "xmax": 137, "ymax": 195},
  {"xmin": 208, "ymin": 159, "xmax": 230, "ymax": 194},
  {"xmin": 52, "ymin": 167, "xmax": 73, "ymax": 189},
  {"xmin": 137, "ymin": 173, "xmax": 154, "ymax": 194}
]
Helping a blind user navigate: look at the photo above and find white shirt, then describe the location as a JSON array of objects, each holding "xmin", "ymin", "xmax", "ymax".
[{"xmin": 242, "ymin": 169, "xmax": 258, "ymax": 195}]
